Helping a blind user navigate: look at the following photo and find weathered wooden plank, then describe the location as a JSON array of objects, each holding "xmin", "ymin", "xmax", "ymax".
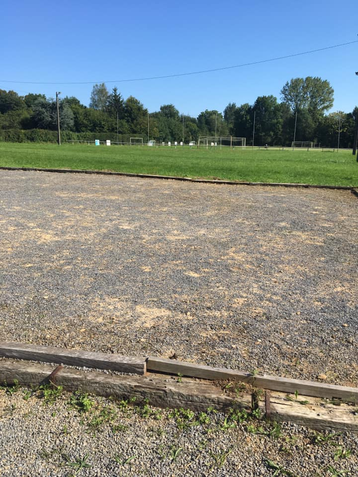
[
  {"xmin": 265, "ymin": 392, "xmax": 358, "ymax": 432},
  {"xmin": 0, "ymin": 342, "xmax": 146, "ymax": 375},
  {"xmin": 0, "ymin": 362, "xmax": 357, "ymax": 431},
  {"xmin": 147, "ymin": 357, "xmax": 358, "ymax": 402},
  {"xmin": 0, "ymin": 361, "xmax": 242, "ymax": 412}
]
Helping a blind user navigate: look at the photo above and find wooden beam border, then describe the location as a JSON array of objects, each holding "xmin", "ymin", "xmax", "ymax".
[{"xmin": 0, "ymin": 342, "xmax": 146, "ymax": 375}]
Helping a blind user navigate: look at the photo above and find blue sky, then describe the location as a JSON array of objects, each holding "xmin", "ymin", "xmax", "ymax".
[{"xmin": 1, "ymin": 0, "xmax": 358, "ymax": 116}]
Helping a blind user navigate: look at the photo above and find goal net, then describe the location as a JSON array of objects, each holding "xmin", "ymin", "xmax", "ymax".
[
  {"xmin": 129, "ymin": 137, "xmax": 144, "ymax": 146},
  {"xmin": 198, "ymin": 136, "xmax": 246, "ymax": 148},
  {"xmin": 291, "ymin": 141, "xmax": 314, "ymax": 148}
]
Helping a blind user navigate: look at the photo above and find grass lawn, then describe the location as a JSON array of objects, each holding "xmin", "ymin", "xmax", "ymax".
[{"xmin": 0, "ymin": 142, "xmax": 357, "ymax": 186}]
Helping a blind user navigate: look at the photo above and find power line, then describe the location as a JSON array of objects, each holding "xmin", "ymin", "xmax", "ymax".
[{"xmin": 1, "ymin": 40, "xmax": 357, "ymax": 86}]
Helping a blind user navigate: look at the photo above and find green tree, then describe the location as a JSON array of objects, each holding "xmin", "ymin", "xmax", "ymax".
[
  {"xmin": 197, "ymin": 110, "xmax": 227, "ymax": 137},
  {"xmin": 233, "ymin": 103, "xmax": 252, "ymax": 141},
  {"xmin": 124, "ymin": 96, "xmax": 147, "ymax": 134},
  {"xmin": 32, "ymin": 97, "xmax": 74, "ymax": 131},
  {"xmin": 223, "ymin": 102, "xmax": 237, "ymax": 135},
  {"xmin": 0, "ymin": 90, "xmax": 25, "ymax": 114},
  {"xmin": 89, "ymin": 83, "xmax": 109, "ymax": 110},
  {"xmin": 106, "ymin": 87, "xmax": 125, "ymax": 120},
  {"xmin": 281, "ymin": 77, "xmax": 334, "ymax": 115},
  {"xmin": 252, "ymin": 96, "xmax": 283, "ymax": 145},
  {"xmin": 23, "ymin": 93, "xmax": 46, "ymax": 109}
]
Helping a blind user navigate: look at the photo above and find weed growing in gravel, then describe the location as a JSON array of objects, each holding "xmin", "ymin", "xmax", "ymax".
[
  {"xmin": 0, "ymin": 379, "xmax": 20, "ymax": 395},
  {"xmin": 39, "ymin": 383, "xmax": 63, "ymax": 405},
  {"xmin": 111, "ymin": 423, "xmax": 128, "ymax": 433},
  {"xmin": 63, "ymin": 453, "xmax": 91, "ymax": 474},
  {"xmin": 22, "ymin": 389, "xmax": 32, "ymax": 401},
  {"xmin": 114, "ymin": 454, "xmax": 136, "ymax": 466},
  {"xmin": 265, "ymin": 459, "xmax": 297, "ymax": 476},
  {"xmin": 87, "ymin": 405, "xmax": 117, "ymax": 432},
  {"xmin": 69, "ymin": 392, "xmax": 94, "ymax": 413},
  {"xmin": 334, "ymin": 447, "xmax": 351, "ymax": 461},
  {"xmin": 326, "ymin": 465, "xmax": 349, "ymax": 476},
  {"xmin": 169, "ymin": 446, "xmax": 183, "ymax": 462},
  {"xmin": 310, "ymin": 430, "xmax": 340, "ymax": 445},
  {"xmin": 209, "ymin": 448, "xmax": 233, "ymax": 469},
  {"xmin": 169, "ymin": 407, "xmax": 196, "ymax": 430}
]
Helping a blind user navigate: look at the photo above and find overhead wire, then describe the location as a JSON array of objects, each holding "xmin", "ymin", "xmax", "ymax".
[{"xmin": 0, "ymin": 40, "xmax": 357, "ymax": 85}]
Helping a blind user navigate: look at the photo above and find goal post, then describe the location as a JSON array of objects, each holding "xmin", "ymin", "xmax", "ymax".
[
  {"xmin": 291, "ymin": 141, "xmax": 314, "ymax": 149},
  {"xmin": 198, "ymin": 136, "xmax": 246, "ymax": 148},
  {"xmin": 129, "ymin": 137, "xmax": 144, "ymax": 146}
]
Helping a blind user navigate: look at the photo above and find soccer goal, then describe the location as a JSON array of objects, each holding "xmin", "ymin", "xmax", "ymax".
[
  {"xmin": 129, "ymin": 137, "xmax": 144, "ymax": 146},
  {"xmin": 198, "ymin": 136, "xmax": 246, "ymax": 148},
  {"xmin": 291, "ymin": 141, "xmax": 314, "ymax": 148}
]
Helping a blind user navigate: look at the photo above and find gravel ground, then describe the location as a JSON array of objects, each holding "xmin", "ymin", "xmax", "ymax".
[
  {"xmin": 0, "ymin": 170, "xmax": 357, "ymax": 385},
  {"xmin": 1, "ymin": 386, "xmax": 358, "ymax": 476}
]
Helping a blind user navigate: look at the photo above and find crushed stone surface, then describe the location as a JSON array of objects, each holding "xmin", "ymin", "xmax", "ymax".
[
  {"xmin": 0, "ymin": 170, "xmax": 357, "ymax": 385},
  {"xmin": 0, "ymin": 388, "xmax": 358, "ymax": 476}
]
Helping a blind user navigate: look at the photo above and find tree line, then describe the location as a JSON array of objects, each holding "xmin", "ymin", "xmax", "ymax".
[{"xmin": 0, "ymin": 77, "xmax": 357, "ymax": 147}]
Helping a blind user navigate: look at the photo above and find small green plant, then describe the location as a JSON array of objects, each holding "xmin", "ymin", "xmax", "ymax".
[
  {"xmin": 310, "ymin": 431, "xmax": 340, "ymax": 445},
  {"xmin": 177, "ymin": 373, "xmax": 183, "ymax": 383},
  {"xmin": 63, "ymin": 453, "xmax": 91, "ymax": 473},
  {"xmin": 198, "ymin": 411, "xmax": 211, "ymax": 425},
  {"xmin": 114, "ymin": 454, "xmax": 136, "ymax": 466},
  {"xmin": 169, "ymin": 408, "xmax": 196, "ymax": 430},
  {"xmin": 210, "ymin": 448, "xmax": 232, "ymax": 469},
  {"xmin": 334, "ymin": 447, "xmax": 351, "ymax": 461},
  {"xmin": 23, "ymin": 389, "xmax": 32, "ymax": 401},
  {"xmin": 69, "ymin": 392, "xmax": 94, "ymax": 413},
  {"xmin": 170, "ymin": 446, "xmax": 183, "ymax": 462},
  {"xmin": 251, "ymin": 407, "xmax": 263, "ymax": 419},
  {"xmin": 0, "ymin": 379, "xmax": 20, "ymax": 395},
  {"xmin": 40, "ymin": 383, "xmax": 63, "ymax": 405},
  {"xmin": 266, "ymin": 459, "xmax": 296, "ymax": 476},
  {"xmin": 326, "ymin": 465, "xmax": 349, "ymax": 476}
]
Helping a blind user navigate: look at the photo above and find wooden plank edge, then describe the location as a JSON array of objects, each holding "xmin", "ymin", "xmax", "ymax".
[
  {"xmin": 0, "ymin": 361, "xmax": 239, "ymax": 412},
  {"xmin": 0, "ymin": 342, "xmax": 146, "ymax": 375},
  {"xmin": 0, "ymin": 167, "xmax": 354, "ymax": 191},
  {"xmin": 147, "ymin": 357, "xmax": 358, "ymax": 402},
  {"xmin": 0, "ymin": 362, "xmax": 357, "ymax": 432}
]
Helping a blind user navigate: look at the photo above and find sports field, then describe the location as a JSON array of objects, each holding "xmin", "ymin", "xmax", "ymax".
[{"xmin": 0, "ymin": 142, "xmax": 357, "ymax": 186}]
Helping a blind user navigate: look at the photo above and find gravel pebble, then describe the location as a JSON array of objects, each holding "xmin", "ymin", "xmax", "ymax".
[{"xmin": 1, "ymin": 388, "xmax": 357, "ymax": 476}]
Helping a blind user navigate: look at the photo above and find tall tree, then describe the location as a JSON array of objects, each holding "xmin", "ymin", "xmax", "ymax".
[
  {"xmin": 124, "ymin": 96, "xmax": 147, "ymax": 134},
  {"xmin": 223, "ymin": 103, "xmax": 237, "ymax": 135},
  {"xmin": 32, "ymin": 97, "xmax": 74, "ymax": 131},
  {"xmin": 89, "ymin": 83, "xmax": 109, "ymax": 110},
  {"xmin": 0, "ymin": 90, "xmax": 25, "ymax": 114},
  {"xmin": 252, "ymin": 96, "xmax": 283, "ymax": 145},
  {"xmin": 197, "ymin": 110, "xmax": 227, "ymax": 137},
  {"xmin": 106, "ymin": 87, "xmax": 125, "ymax": 119},
  {"xmin": 281, "ymin": 77, "xmax": 334, "ymax": 115},
  {"xmin": 233, "ymin": 103, "xmax": 252, "ymax": 141}
]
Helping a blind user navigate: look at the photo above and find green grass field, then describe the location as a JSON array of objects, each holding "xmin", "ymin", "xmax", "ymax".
[{"xmin": 0, "ymin": 142, "xmax": 357, "ymax": 186}]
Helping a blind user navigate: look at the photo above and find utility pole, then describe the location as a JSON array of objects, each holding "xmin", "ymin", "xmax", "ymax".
[
  {"xmin": 56, "ymin": 92, "xmax": 61, "ymax": 146},
  {"xmin": 117, "ymin": 112, "xmax": 119, "ymax": 144},
  {"xmin": 252, "ymin": 111, "xmax": 256, "ymax": 147},
  {"xmin": 147, "ymin": 111, "xmax": 150, "ymax": 142},
  {"xmin": 182, "ymin": 115, "xmax": 185, "ymax": 144},
  {"xmin": 354, "ymin": 72, "xmax": 358, "ymax": 161},
  {"xmin": 337, "ymin": 114, "xmax": 342, "ymax": 151},
  {"xmin": 293, "ymin": 111, "xmax": 298, "ymax": 149}
]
